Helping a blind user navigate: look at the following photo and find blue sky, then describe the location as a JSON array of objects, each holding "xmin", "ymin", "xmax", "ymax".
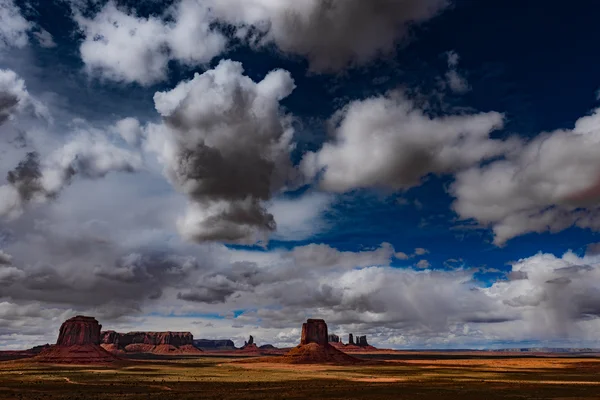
[{"xmin": 1, "ymin": 0, "xmax": 600, "ymax": 350}]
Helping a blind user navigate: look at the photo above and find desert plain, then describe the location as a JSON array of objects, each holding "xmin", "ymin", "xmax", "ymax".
[{"xmin": 1, "ymin": 352, "xmax": 600, "ymax": 399}]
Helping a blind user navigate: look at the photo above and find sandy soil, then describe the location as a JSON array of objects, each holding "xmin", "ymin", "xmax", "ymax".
[{"xmin": 1, "ymin": 353, "xmax": 600, "ymax": 399}]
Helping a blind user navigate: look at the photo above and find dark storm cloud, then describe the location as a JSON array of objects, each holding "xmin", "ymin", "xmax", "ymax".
[
  {"xmin": 0, "ymin": 91, "xmax": 19, "ymax": 125},
  {"xmin": 147, "ymin": 59, "xmax": 297, "ymax": 245},
  {"xmin": 6, "ymin": 151, "xmax": 47, "ymax": 201},
  {"xmin": 0, "ymin": 250, "xmax": 12, "ymax": 265}
]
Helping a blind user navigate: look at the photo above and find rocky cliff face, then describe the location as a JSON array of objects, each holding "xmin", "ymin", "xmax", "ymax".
[
  {"xmin": 348, "ymin": 333, "xmax": 354, "ymax": 345},
  {"xmin": 101, "ymin": 331, "xmax": 194, "ymax": 347},
  {"xmin": 301, "ymin": 319, "xmax": 328, "ymax": 346},
  {"xmin": 100, "ymin": 331, "xmax": 200, "ymax": 354},
  {"xmin": 328, "ymin": 334, "xmax": 340, "ymax": 343},
  {"xmin": 57, "ymin": 316, "xmax": 102, "ymax": 346}
]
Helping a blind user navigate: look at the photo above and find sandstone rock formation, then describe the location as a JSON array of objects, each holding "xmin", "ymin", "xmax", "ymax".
[
  {"xmin": 274, "ymin": 319, "xmax": 360, "ymax": 365},
  {"xmin": 328, "ymin": 334, "xmax": 340, "ymax": 343},
  {"xmin": 193, "ymin": 339, "xmax": 236, "ymax": 351},
  {"xmin": 239, "ymin": 335, "xmax": 260, "ymax": 353},
  {"xmin": 301, "ymin": 319, "xmax": 328, "ymax": 346},
  {"xmin": 345, "ymin": 333, "xmax": 377, "ymax": 350},
  {"xmin": 35, "ymin": 316, "xmax": 119, "ymax": 364},
  {"xmin": 57, "ymin": 316, "xmax": 102, "ymax": 346},
  {"xmin": 356, "ymin": 335, "xmax": 369, "ymax": 347},
  {"xmin": 100, "ymin": 331, "xmax": 201, "ymax": 354}
]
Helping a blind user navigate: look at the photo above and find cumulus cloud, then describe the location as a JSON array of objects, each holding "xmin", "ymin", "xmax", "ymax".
[
  {"xmin": 70, "ymin": 0, "xmax": 450, "ymax": 83},
  {"xmin": 486, "ymin": 251, "xmax": 600, "ymax": 339},
  {"xmin": 175, "ymin": 247, "xmax": 600, "ymax": 347},
  {"xmin": 210, "ymin": 0, "xmax": 450, "ymax": 73},
  {"xmin": 0, "ymin": 0, "xmax": 30, "ymax": 49},
  {"xmin": 452, "ymin": 107, "xmax": 600, "ymax": 245},
  {"xmin": 0, "ymin": 69, "xmax": 48, "ymax": 125},
  {"xmin": 113, "ymin": 117, "xmax": 143, "ymax": 146},
  {"xmin": 302, "ymin": 91, "xmax": 512, "ymax": 192},
  {"xmin": 414, "ymin": 247, "xmax": 429, "ymax": 256},
  {"xmin": 73, "ymin": 0, "xmax": 227, "ymax": 85},
  {"xmin": 144, "ymin": 59, "xmax": 297, "ymax": 245}
]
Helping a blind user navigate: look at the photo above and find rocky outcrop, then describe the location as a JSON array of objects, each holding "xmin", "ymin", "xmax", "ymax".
[
  {"xmin": 348, "ymin": 333, "xmax": 354, "ymax": 345},
  {"xmin": 301, "ymin": 319, "xmax": 328, "ymax": 346},
  {"xmin": 57, "ymin": 316, "xmax": 102, "ymax": 346},
  {"xmin": 356, "ymin": 335, "xmax": 369, "ymax": 347},
  {"xmin": 328, "ymin": 334, "xmax": 340, "ymax": 343},
  {"xmin": 35, "ymin": 316, "xmax": 119, "ymax": 364},
  {"xmin": 193, "ymin": 339, "xmax": 236, "ymax": 351},
  {"xmin": 100, "ymin": 331, "xmax": 201, "ymax": 354},
  {"xmin": 239, "ymin": 335, "xmax": 260, "ymax": 352}
]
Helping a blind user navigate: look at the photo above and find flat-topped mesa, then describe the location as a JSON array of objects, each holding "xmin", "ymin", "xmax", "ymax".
[
  {"xmin": 328, "ymin": 334, "xmax": 340, "ymax": 343},
  {"xmin": 193, "ymin": 339, "xmax": 236, "ymax": 351},
  {"xmin": 301, "ymin": 319, "xmax": 328, "ymax": 346},
  {"xmin": 100, "ymin": 331, "xmax": 194, "ymax": 347},
  {"xmin": 57, "ymin": 316, "xmax": 102, "ymax": 346},
  {"xmin": 348, "ymin": 333, "xmax": 354, "ymax": 345}
]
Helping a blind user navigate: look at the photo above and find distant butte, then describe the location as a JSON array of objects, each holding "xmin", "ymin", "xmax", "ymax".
[
  {"xmin": 240, "ymin": 319, "xmax": 362, "ymax": 365},
  {"xmin": 100, "ymin": 331, "xmax": 202, "ymax": 354}
]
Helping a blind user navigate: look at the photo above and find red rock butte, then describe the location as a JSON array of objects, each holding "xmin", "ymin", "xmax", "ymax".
[
  {"xmin": 57, "ymin": 316, "xmax": 102, "ymax": 346},
  {"xmin": 243, "ymin": 319, "xmax": 362, "ymax": 365},
  {"xmin": 301, "ymin": 319, "xmax": 328, "ymax": 346}
]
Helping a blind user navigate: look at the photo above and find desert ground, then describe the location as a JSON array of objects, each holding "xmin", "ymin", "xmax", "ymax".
[{"xmin": 1, "ymin": 353, "xmax": 600, "ymax": 399}]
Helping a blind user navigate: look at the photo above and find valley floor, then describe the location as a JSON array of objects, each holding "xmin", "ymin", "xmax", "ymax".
[{"xmin": 1, "ymin": 353, "xmax": 600, "ymax": 399}]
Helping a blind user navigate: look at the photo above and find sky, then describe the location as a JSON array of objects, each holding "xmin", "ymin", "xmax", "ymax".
[{"xmin": 1, "ymin": 0, "xmax": 600, "ymax": 351}]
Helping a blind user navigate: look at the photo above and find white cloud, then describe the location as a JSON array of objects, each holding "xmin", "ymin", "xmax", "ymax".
[
  {"xmin": 268, "ymin": 192, "xmax": 333, "ymax": 241},
  {"xmin": 33, "ymin": 28, "xmax": 56, "ymax": 48},
  {"xmin": 210, "ymin": 0, "xmax": 450, "ymax": 73},
  {"xmin": 452, "ymin": 107, "xmax": 600, "ymax": 245},
  {"xmin": 414, "ymin": 247, "xmax": 429, "ymax": 256},
  {"xmin": 416, "ymin": 259, "xmax": 431, "ymax": 269},
  {"xmin": 70, "ymin": 0, "xmax": 450, "ymax": 83},
  {"xmin": 444, "ymin": 51, "xmax": 470, "ymax": 94},
  {"xmin": 302, "ymin": 91, "xmax": 512, "ymax": 192},
  {"xmin": 0, "ymin": 68, "xmax": 48, "ymax": 124},
  {"xmin": 113, "ymin": 117, "xmax": 143, "ymax": 146},
  {"xmin": 74, "ymin": 0, "xmax": 227, "ymax": 85},
  {"xmin": 0, "ymin": 0, "xmax": 30, "ymax": 49}
]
